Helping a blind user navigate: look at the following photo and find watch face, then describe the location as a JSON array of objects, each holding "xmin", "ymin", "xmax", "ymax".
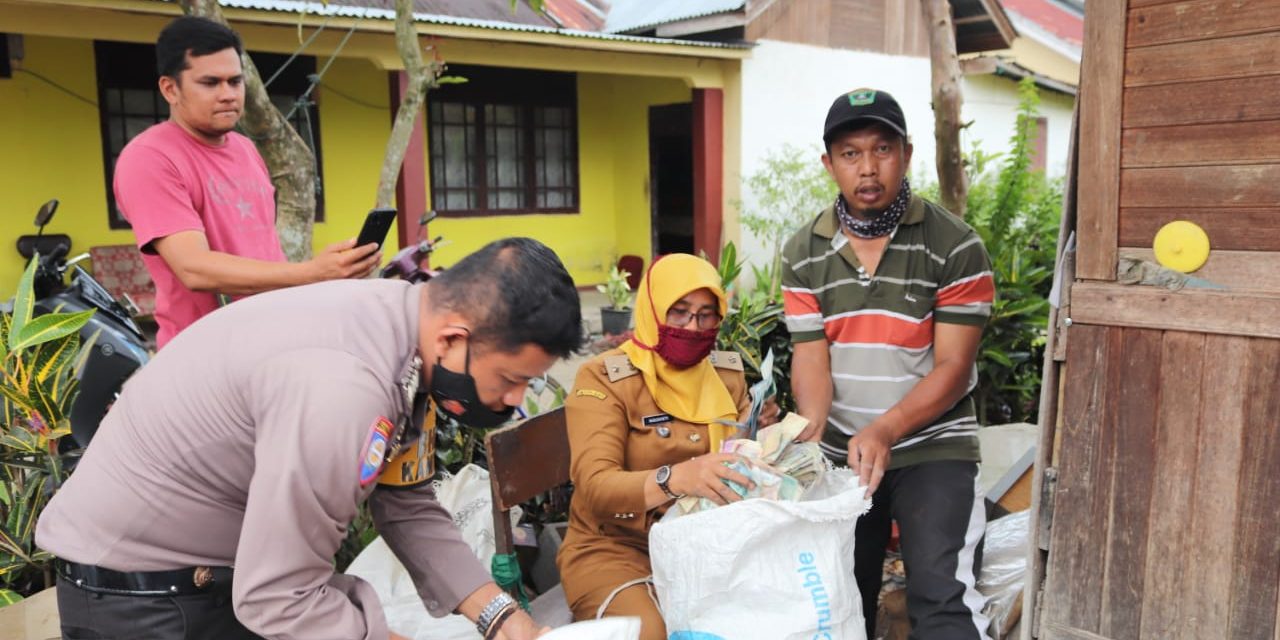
[{"xmin": 656, "ymin": 465, "xmax": 670, "ymax": 484}]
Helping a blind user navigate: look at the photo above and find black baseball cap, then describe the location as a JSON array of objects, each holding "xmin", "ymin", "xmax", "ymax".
[{"xmin": 823, "ymin": 88, "xmax": 907, "ymax": 145}]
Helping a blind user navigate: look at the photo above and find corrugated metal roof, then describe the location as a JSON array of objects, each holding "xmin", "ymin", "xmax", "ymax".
[
  {"xmin": 603, "ymin": 0, "xmax": 745, "ymax": 34},
  {"xmin": 320, "ymin": 0, "xmax": 557, "ymax": 28},
  {"xmin": 202, "ymin": 0, "xmax": 748, "ymax": 49}
]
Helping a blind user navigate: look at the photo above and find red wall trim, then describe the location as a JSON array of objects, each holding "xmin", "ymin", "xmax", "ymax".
[
  {"xmin": 389, "ymin": 71, "xmax": 428, "ymax": 251},
  {"xmin": 692, "ymin": 88, "xmax": 724, "ymax": 265}
]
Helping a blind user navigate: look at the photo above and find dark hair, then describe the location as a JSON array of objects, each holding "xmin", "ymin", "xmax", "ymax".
[
  {"xmin": 428, "ymin": 238, "xmax": 584, "ymax": 358},
  {"xmin": 156, "ymin": 16, "xmax": 243, "ymax": 79}
]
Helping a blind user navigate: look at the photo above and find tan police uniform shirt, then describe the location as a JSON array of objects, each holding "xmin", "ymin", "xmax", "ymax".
[
  {"xmin": 36, "ymin": 279, "xmax": 490, "ymax": 640},
  {"xmin": 558, "ymin": 348, "xmax": 749, "ymax": 555}
]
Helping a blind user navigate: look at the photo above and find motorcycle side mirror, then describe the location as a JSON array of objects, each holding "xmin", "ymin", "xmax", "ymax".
[
  {"xmin": 419, "ymin": 210, "xmax": 437, "ymax": 226},
  {"xmin": 34, "ymin": 199, "xmax": 59, "ymax": 228}
]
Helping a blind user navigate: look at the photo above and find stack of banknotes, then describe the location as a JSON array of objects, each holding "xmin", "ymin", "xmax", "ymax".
[{"xmin": 673, "ymin": 413, "xmax": 829, "ymax": 516}]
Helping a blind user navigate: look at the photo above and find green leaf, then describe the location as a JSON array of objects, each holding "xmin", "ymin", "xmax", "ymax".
[
  {"xmin": 0, "ymin": 523, "xmax": 31, "ymax": 562},
  {"xmin": 10, "ymin": 310, "xmax": 95, "ymax": 353},
  {"xmin": 0, "ymin": 589, "xmax": 23, "ymax": 607},
  {"xmin": 73, "ymin": 328, "xmax": 100, "ymax": 378},
  {"xmin": 8, "ymin": 256, "xmax": 39, "ymax": 349},
  {"xmin": 436, "ymin": 76, "xmax": 469, "ymax": 85},
  {"xmin": 0, "ymin": 312, "xmax": 10, "ymax": 362}
]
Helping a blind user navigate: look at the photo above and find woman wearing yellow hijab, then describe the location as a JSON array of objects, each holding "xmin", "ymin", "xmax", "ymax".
[{"xmin": 556, "ymin": 254, "xmax": 760, "ymax": 640}]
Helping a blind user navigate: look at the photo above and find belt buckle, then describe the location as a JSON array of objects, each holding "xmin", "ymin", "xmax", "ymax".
[{"xmin": 192, "ymin": 566, "xmax": 214, "ymax": 589}]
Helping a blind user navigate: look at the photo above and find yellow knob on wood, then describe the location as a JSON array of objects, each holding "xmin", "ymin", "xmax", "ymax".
[{"xmin": 1153, "ymin": 221, "xmax": 1210, "ymax": 273}]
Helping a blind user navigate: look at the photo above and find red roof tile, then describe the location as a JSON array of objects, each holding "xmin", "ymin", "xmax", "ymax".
[{"xmin": 1001, "ymin": 0, "xmax": 1083, "ymax": 45}]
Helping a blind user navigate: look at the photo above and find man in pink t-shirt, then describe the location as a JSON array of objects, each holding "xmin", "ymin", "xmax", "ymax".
[{"xmin": 115, "ymin": 17, "xmax": 380, "ymax": 348}]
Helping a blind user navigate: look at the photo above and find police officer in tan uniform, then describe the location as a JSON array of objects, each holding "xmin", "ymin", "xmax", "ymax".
[
  {"xmin": 556, "ymin": 254, "xmax": 775, "ymax": 640},
  {"xmin": 36, "ymin": 238, "xmax": 581, "ymax": 640}
]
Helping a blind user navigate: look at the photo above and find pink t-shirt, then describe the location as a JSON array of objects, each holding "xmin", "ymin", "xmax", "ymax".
[{"xmin": 114, "ymin": 121, "xmax": 285, "ymax": 348}]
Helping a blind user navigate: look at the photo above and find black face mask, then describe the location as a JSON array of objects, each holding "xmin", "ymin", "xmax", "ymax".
[{"xmin": 430, "ymin": 332, "xmax": 516, "ymax": 429}]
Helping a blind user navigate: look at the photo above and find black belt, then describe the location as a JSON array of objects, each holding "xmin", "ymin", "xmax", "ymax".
[{"xmin": 57, "ymin": 560, "xmax": 234, "ymax": 597}]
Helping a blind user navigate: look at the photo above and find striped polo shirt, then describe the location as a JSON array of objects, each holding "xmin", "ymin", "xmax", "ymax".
[{"xmin": 781, "ymin": 195, "xmax": 994, "ymax": 469}]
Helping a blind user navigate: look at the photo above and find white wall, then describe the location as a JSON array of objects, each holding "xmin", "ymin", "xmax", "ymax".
[
  {"xmin": 737, "ymin": 39, "xmax": 935, "ymax": 269},
  {"xmin": 736, "ymin": 39, "xmax": 1076, "ymax": 269},
  {"xmin": 961, "ymin": 73, "xmax": 1075, "ymax": 178}
]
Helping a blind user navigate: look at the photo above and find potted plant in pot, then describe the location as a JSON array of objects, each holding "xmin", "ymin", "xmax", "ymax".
[{"xmin": 596, "ymin": 265, "xmax": 633, "ymax": 337}]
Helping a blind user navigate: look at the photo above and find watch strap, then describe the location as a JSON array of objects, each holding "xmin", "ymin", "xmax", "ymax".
[{"xmin": 657, "ymin": 465, "xmax": 681, "ymax": 500}]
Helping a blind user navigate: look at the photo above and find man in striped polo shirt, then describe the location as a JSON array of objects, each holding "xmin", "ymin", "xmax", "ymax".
[{"xmin": 782, "ymin": 88, "xmax": 995, "ymax": 639}]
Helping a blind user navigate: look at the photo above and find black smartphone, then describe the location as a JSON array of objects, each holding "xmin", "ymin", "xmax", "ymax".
[{"xmin": 356, "ymin": 207, "xmax": 397, "ymax": 249}]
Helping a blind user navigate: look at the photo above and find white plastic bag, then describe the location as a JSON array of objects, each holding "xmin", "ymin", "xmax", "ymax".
[
  {"xmin": 345, "ymin": 464, "xmax": 522, "ymax": 640},
  {"xmin": 650, "ymin": 469, "xmax": 871, "ymax": 640},
  {"xmin": 540, "ymin": 617, "xmax": 641, "ymax": 640},
  {"xmin": 978, "ymin": 510, "xmax": 1030, "ymax": 638}
]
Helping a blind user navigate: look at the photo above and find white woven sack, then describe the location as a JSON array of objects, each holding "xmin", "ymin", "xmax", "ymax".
[{"xmin": 650, "ymin": 469, "xmax": 870, "ymax": 640}]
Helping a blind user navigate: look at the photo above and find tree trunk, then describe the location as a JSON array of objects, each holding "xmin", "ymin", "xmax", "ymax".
[
  {"xmin": 922, "ymin": 0, "xmax": 968, "ymax": 218},
  {"xmin": 180, "ymin": 0, "xmax": 318, "ymax": 261},
  {"xmin": 375, "ymin": 0, "xmax": 443, "ymax": 210}
]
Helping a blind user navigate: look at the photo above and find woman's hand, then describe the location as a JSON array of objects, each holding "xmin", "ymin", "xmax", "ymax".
[
  {"xmin": 669, "ymin": 453, "xmax": 755, "ymax": 505},
  {"xmin": 759, "ymin": 396, "xmax": 781, "ymax": 428}
]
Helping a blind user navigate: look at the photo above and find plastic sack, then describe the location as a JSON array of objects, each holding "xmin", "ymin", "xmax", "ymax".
[
  {"xmin": 977, "ymin": 510, "xmax": 1030, "ymax": 639},
  {"xmin": 650, "ymin": 468, "xmax": 871, "ymax": 640},
  {"xmin": 345, "ymin": 464, "xmax": 522, "ymax": 640},
  {"xmin": 541, "ymin": 617, "xmax": 641, "ymax": 640}
]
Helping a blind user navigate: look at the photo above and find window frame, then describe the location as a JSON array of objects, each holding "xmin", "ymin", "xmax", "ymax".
[
  {"xmin": 94, "ymin": 41, "xmax": 324, "ymax": 229},
  {"xmin": 426, "ymin": 64, "xmax": 580, "ymax": 217}
]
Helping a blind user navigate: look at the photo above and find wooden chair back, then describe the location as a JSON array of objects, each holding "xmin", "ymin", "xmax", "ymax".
[{"xmin": 484, "ymin": 407, "xmax": 571, "ymax": 557}]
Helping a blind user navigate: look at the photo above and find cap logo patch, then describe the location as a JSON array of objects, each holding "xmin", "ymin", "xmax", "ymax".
[{"xmin": 848, "ymin": 90, "xmax": 876, "ymax": 106}]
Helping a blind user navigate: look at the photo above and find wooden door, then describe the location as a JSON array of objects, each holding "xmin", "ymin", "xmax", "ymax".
[
  {"xmin": 1032, "ymin": 1, "xmax": 1280, "ymax": 637},
  {"xmin": 1039, "ymin": 325, "xmax": 1280, "ymax": 639}
]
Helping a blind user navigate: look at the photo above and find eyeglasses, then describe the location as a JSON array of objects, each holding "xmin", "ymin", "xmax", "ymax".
[{"xmin": 666, "ymin": 308, "xmax": 722, "ymax": 330}]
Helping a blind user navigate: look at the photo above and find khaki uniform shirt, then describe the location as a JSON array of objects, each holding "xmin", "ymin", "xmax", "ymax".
[
  {"xmin": 36, "ymin": 280, "xmax": 490, "ymax": 640},
  {"xmin": 559, "ymin": 349, "xmax": 749, "ymax": 554}
]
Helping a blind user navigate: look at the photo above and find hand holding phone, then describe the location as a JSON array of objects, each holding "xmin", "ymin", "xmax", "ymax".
[{"xmin": 357, "ymin": 207, "xmax": 397, "ymax": 249}]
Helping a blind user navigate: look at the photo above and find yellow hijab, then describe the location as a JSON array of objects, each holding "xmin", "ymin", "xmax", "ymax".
[{"xmin": 619, "ymin": 254, "xmax": 738, "ymax": 425}]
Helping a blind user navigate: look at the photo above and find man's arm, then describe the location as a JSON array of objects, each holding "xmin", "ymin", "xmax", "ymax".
[
  {"xmin": 780, "ymin": 236, "xmax": 832, "ymax": 442},
  {"xmin": 369, "ymin": 476, "xmax": 547, "ymax": 639},
  {"xmin": 233, "ymin": 350, "xmax": 397, "ymax": 640},
  {"xmin": 846, "ymin": 322, "xmax": 983, "ymax": 492},
  {"xmin": 152, "ymin": 231, "xmax": 380, "ymax": 296},
  {"xmin": 791, "ymin": 339, "xmax": 833, "ymax": 442}
]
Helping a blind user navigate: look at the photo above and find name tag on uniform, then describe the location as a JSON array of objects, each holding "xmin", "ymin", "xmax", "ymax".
[
  {"xmin": 378, "ymin": 401, "xmax": 437, "ymax": 489},
  {"xmin": 643, "ymin": 413, "xmax": 673, "ymax": 426}
]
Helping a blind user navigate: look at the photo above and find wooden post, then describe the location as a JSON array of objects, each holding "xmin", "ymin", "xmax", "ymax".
[
  {"xmin": 389, "ymin": 71, "xmax": 428, "ymax": 250},
  {"xmin": 922, "ymin": 0, "xmax": 968, "ymax": 217},
  {"xmin": 1074, "ymin": 0, "xmax": 1127, "ymax": 281},
  {"xmin": 692, "ymin": 88, "xmax": 724, "ymax": 264}
]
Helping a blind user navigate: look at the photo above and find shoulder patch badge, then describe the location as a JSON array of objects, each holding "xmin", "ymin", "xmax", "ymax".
[
  {"xmin": 603, "ymin": 354, "xmax": 640, "ymax": 382},
  {"xmin": 576, "ymin": 389, "xmax": 607, "ymax": 400},
  {"xmin": 360, "ymin": 417, "xmax": 394, "ymax": 487},
  {"xmin": 708, "ymin": 350, "xmax": 745, "ymax": 372}
]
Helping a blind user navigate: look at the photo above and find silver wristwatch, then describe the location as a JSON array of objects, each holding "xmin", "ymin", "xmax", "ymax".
[
  {"xmin": 475, "ymin": 591, "xmax": 516, "ymax": 637},
  {"xmin": 655, "ymin": 464, "xmax": 681, "ymax": 500}
]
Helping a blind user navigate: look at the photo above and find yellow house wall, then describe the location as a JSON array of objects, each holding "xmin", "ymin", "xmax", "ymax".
[
  {"xmin": 1009, "ymin": 36, "xmax": 1079, "ymax": 86},
  {"xmin": 421, "ymin": 73, "xmax": 691, "ymax": 285},
  {"xmin": 312, "ymin": 58, "xmax": 397, "ymax": 254},
  {"xmin": 0, "ymin": 9, "xmax": 737, "ymax": 295},
  {"xmin": 0, "ymin": 36, "xmax": 126, "ymax": 296},
  {"xmin": 0, "ymin": 38, "xmax": 397, "ymax": 297}
]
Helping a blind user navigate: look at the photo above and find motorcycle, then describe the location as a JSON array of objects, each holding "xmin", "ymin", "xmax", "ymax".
[{"xmin": 17, "ymin": 199, "xmax": 151, "ymax": 448}]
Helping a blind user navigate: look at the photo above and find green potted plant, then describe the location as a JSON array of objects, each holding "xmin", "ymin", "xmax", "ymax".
[
  {"xmin": 0, "ymin": 257, "xmax": 97, "ymax": 605},
  {"xmin": 596, "ymin": 265, "xmax": 633, "ymax": 336}
]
